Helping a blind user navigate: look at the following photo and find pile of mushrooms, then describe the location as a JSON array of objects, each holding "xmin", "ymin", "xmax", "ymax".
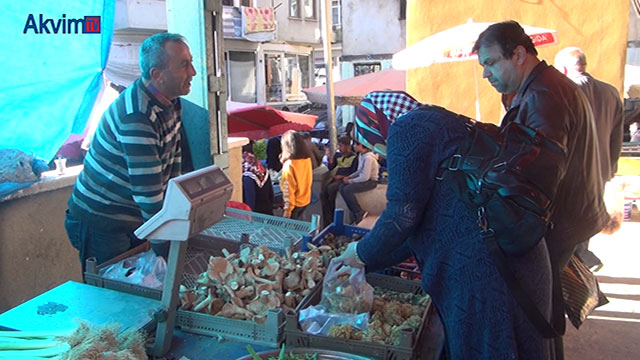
[{"xmin": 179, "ymin": 243, "xmax": 337, "ymax": 323}]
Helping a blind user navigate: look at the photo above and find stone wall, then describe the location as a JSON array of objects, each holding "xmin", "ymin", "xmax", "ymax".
[{"xmin": 407, "ymin": 1, "xmax": 629, "ymax": 124}]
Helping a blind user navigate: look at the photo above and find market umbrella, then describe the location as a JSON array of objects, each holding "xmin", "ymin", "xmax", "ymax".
[
  {"xmin": 391, "ymin": 19, "xmax": 558, "ymax": 119},
  {"xmin": 227, "ymin": 101, "xmax": 317, "ymax": 140},
  {"xmin": 302, "ymin": 69, "xmax": 406, "ymax": 106}
]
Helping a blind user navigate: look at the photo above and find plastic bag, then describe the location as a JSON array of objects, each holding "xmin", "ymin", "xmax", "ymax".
[
  {"xmin": 298, "ymin": 305, "xmax": 369, "ymax": 336},
  {"xmin": 320, "ymin": 258, "xmax": 374, "ymax": 314},
  {"xmin": 101, "ymin": 249, "xmax": 167, "ymax": 289}
]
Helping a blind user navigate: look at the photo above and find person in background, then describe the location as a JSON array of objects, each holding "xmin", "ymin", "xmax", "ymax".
[
  {"xmin": 266, "ymin": 136, "xmax": 282, "ymax": 172},
  {"xmin": 301, "ymin": 132, "xmax": 324, "ymax": 169},
  {"xmin": 339, "ymin": 140, "xmax": 378, "ymax": 224},
  {"xmin": 320, "ymin": 136, "xmax": 358, "ymax": 228},
  {"xmin": 554, "ymin": 46, "xmax": 625, "ymax": 270},
  {"xmin": 242, "ymin": 142, "xmax": 274, "ymax": 215},
  {"xmin": 279, "ymin": 130, "xmax": 313, "ymax": 219},
  {"xmin": 631, "ymin": 121, "xmax": 640, "ymax": 142},
  {"xmin": 65, "ymin": 33, "xmax": 196, "ymax": 270},
  {"xmin": 473, "ymin": 21, "xmax": 608, "ymax": 357}
]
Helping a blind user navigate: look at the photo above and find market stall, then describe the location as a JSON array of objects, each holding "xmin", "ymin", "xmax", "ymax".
[{"xmin": 0, "ymin": 165, "xmax": 442, "ymax": 359}]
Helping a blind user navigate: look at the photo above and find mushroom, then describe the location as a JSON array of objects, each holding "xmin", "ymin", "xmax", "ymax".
[
  {"xmin": 261, "ymin": 257, "xmax": 280, "ymax": 277},
  {"xmin": 273, "ymin": 270, "xmax": 285, "ymax": 293},
  {"xmin": 209, "ymin": 298, "xmax": 224, "ymax": 315},
  {"xmin": 219, "ymin": 303, "xmax": 253, "ymax": 320},
  {"xmin": 179, "ymin": 285, "xmax": 197, "ymax": 310},
  {"xmin": 284, "ymin": 291, "xmax": 296, "ymax": 308},
  {"xmin": 284, "ymin": 270, "xmax": 301, "ymax": 291},
  {"xmin": 208, "ymin": 256, "xmax": 233, "ymax": 283},
  {"xmin": 235, "ymin": 285, "xmax": 255, "ymax": 299}
]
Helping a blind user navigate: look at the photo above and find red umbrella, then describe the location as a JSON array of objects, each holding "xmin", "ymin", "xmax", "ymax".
[
  {"xmin": 302, "ymin": 69, "xmax": 406, "ymax": 106},
  {"xmin": 227, "ymin": 102, "xmax": 317, "ymax": 140}
]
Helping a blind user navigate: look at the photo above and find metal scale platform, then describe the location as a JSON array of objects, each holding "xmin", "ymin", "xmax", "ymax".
[{"xmin": 0, "ymin": 164, "xmax": 233, "ymax": 357}]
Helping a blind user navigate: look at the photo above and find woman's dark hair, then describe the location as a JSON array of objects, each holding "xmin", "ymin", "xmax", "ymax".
[
  {"xmin": 472, "ymin": 20, "xmax": 538, "ymax": 59},
  {"xmin": 242, "ymin": 140, "xmax": 254, "ymax": 154},
  {"xmin": 280, "ymin": 130, "xmax": 312, "ymax": 161}
]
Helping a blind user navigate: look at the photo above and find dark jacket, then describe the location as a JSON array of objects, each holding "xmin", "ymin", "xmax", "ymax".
[
  {"xmin": 506, "ymin": 61, "xmax": 609, "ymax": 266},
  {"xmin": 571, "ymin": 73, "xmax": 624, "ymax": 183}
]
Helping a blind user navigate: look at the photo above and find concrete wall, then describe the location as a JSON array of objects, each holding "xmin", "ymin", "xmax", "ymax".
[
  {"xmin": 274, "ymin": 0, "xmax": 321, "ymax": 45},
  {"xmin": 0, "ymin": 185, "xmax": 82, "ymax": 313},
  {"xmin": 342, "ymin": 0, "xmax": 405, "ymax": 56},
  {"xmin": 0, "ymin": 137, "xmax": 247, "ymax": 313},
  {"xmin": 407, "ymin": 1, "xmax": 629, "ymax": 124}
]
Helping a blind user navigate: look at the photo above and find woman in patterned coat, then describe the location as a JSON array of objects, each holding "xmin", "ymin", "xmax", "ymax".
[{"xmin": 337, "ymin": 104, "xmax": 555, "ymax": 359}]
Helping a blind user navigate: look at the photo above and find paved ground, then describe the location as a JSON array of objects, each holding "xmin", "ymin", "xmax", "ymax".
[{"xmin": 564, "ymin": 210, "xmax": 640, "ymax": 359}]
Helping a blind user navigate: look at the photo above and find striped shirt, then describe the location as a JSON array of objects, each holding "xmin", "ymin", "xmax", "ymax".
[{"xmin": 69, "ymin": 79, "xmax": 182, "ymax": 227}]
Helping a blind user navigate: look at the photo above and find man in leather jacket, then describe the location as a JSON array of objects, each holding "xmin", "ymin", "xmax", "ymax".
[{"xmin": 472, "ymin": 21, "xmax": 609, "ymax": 272}]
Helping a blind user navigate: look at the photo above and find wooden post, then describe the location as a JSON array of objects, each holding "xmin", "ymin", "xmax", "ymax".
[{"xmin": 321, "ymin": 0, "xmax": 337, "ymax": 156}]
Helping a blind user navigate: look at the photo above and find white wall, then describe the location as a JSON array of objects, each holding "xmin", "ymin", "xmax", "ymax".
[{"xmin": 342, "ymin": 0, "xmax": 405, "ymax": 56}]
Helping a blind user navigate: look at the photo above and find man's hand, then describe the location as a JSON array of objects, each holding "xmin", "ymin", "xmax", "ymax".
[
  {"xmin": 342, "ymin": 177, "xmax": 350, "ymax": 184},
  {"xmin": 333, "ymin": 175, "xmax": 345, "ymax": 181}
]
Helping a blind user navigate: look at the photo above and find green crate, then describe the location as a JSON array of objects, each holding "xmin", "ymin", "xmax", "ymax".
[{"xmin": 284, "ymin": 273, "xmax": 435, "ymax": 360}]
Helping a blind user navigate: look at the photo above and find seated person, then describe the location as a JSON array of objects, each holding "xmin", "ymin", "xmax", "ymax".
[
  {"xmin": 242, "ymin": 150, "xmax": 274, "ymax": 215},
  {"xmin": 339, "ymin": 140, "xmax": 379, "ymax": 224},
  {"xmin": 320, "ymin": 136, "xmax": 358, "ymax": 227}
]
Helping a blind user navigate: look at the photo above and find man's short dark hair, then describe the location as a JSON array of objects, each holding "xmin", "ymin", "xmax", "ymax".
[
  {"xmin": 338, "ymin": 136, "xmax": 351, "ymax": 146},
  {"xmin": 472, "ymin": 20, "xmax": 538, "ymax": 59},
  {"xmin": 139, "ymin": 33, "xmax": 187, "ymax": 80}
]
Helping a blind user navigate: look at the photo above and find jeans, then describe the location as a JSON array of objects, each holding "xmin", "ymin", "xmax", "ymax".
[
  {"xmin": 320, "ymin": 180, "xmax": 342, "ymax": 228},
  {"xmin": 339, "ymin": 180, "xmax": 377, "ymax": 224},
  {"xmin": 64, "ymin": 209, "xmax": 144, "ymax": 273},
  {"xmin": 290, "ymin": 205, "xmax": 308, "ymax": 220}
]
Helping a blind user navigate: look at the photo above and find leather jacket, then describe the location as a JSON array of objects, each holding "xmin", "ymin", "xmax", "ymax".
[{"xmin": 505, "ymin": 61, "xmax": 609, "ymax": 264}]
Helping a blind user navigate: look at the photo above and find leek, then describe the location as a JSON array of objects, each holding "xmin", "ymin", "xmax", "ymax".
[
  {"xmin": 0, "ymin": 329, "xmax": 73, "ymax": 339},
  {"xmin": 0, "ymin": 342, "xmax": 70, "ymax": 358},
  {"xmin": 0, "ymin": 338, "xmax": 63, "ymax": 350}
]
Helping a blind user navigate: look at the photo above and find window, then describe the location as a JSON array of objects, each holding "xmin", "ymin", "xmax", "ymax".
[
  {"xmin": 299, "ymin": 55, "xmax": 310, "ymax": 89},
  {"xmin": 241, "ymin": 0, "xmax": 251, "ymax": 6},
  {"xmin": 222, "ymin": 0, "xmax": 233, "ymax": 5},
  {"xmin": 331, "ymin": 0, "xmax": 341, "ymax": 27},
  {"xmin": 284, "ymin": 54, "xmax": 310, "ymax": 101},
  {"xmin": 227, "ymin": 51, "xmax": 257, "ymax": 103},
  {"xmin": 304, "ymin": 0, "xmax": 316, "ymax": 19},
  {"xmin": 354, "ymin": 62, "xmax": 381, "ymax": 77},
  {"xmin": 265, "ymin": 54, "xmax": 283, "ymax": 102},
  {"xmin": 399, "ymin": 0, "xmax": 406, "ymax": 20},
  {"xmin": 289, "ymin": 0, "xmax": 300, "ymax": 18}
]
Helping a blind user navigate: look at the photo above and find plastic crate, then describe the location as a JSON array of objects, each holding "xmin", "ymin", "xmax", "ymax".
[
  {"xmin": 84, "ymin": 237, "xmax": 289, "ymax": 346},
  {"xmin": 200, "ymin": 207, "xmax": 319, "ymax": 254},
  {"xmin": 177, "ymin": 308, "xmax": 284, "ymax": 347},
  {"xmin": 284, "ymin": 273, "xmax": 434, "ymax": 360},
  {"xmin": 304, "ymin": 209, "xmax": 370, "ymax": 250}
]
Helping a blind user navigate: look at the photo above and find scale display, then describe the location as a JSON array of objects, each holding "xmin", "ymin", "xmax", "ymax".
[{"xmin": 134, "ymin": 165, "xmax": 233, "ymax": 241}]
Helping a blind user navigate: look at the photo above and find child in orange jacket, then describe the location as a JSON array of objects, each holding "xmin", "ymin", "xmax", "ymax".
[{"xmin": 279, "ymin": 130, "xmax": 313, "ymax": 219}]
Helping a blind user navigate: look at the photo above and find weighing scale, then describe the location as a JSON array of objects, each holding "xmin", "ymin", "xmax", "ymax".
[
  {"xmin": 0, "ymin": 164, "xmax": 233, "ymax": 358},
  {"xmin": 134, "ymin": 164, "xmax": 233, "ymax": 356}
]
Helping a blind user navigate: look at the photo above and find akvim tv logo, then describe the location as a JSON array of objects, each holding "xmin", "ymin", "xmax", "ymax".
[{"xmin": 23, "ymin": 14, "xmax": 101, "ymax": 34}]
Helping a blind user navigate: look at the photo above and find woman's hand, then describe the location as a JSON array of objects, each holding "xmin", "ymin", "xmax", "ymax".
[{"xmin": 334, "ymin": 241, "xmax": 365, "ymax": 268}]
